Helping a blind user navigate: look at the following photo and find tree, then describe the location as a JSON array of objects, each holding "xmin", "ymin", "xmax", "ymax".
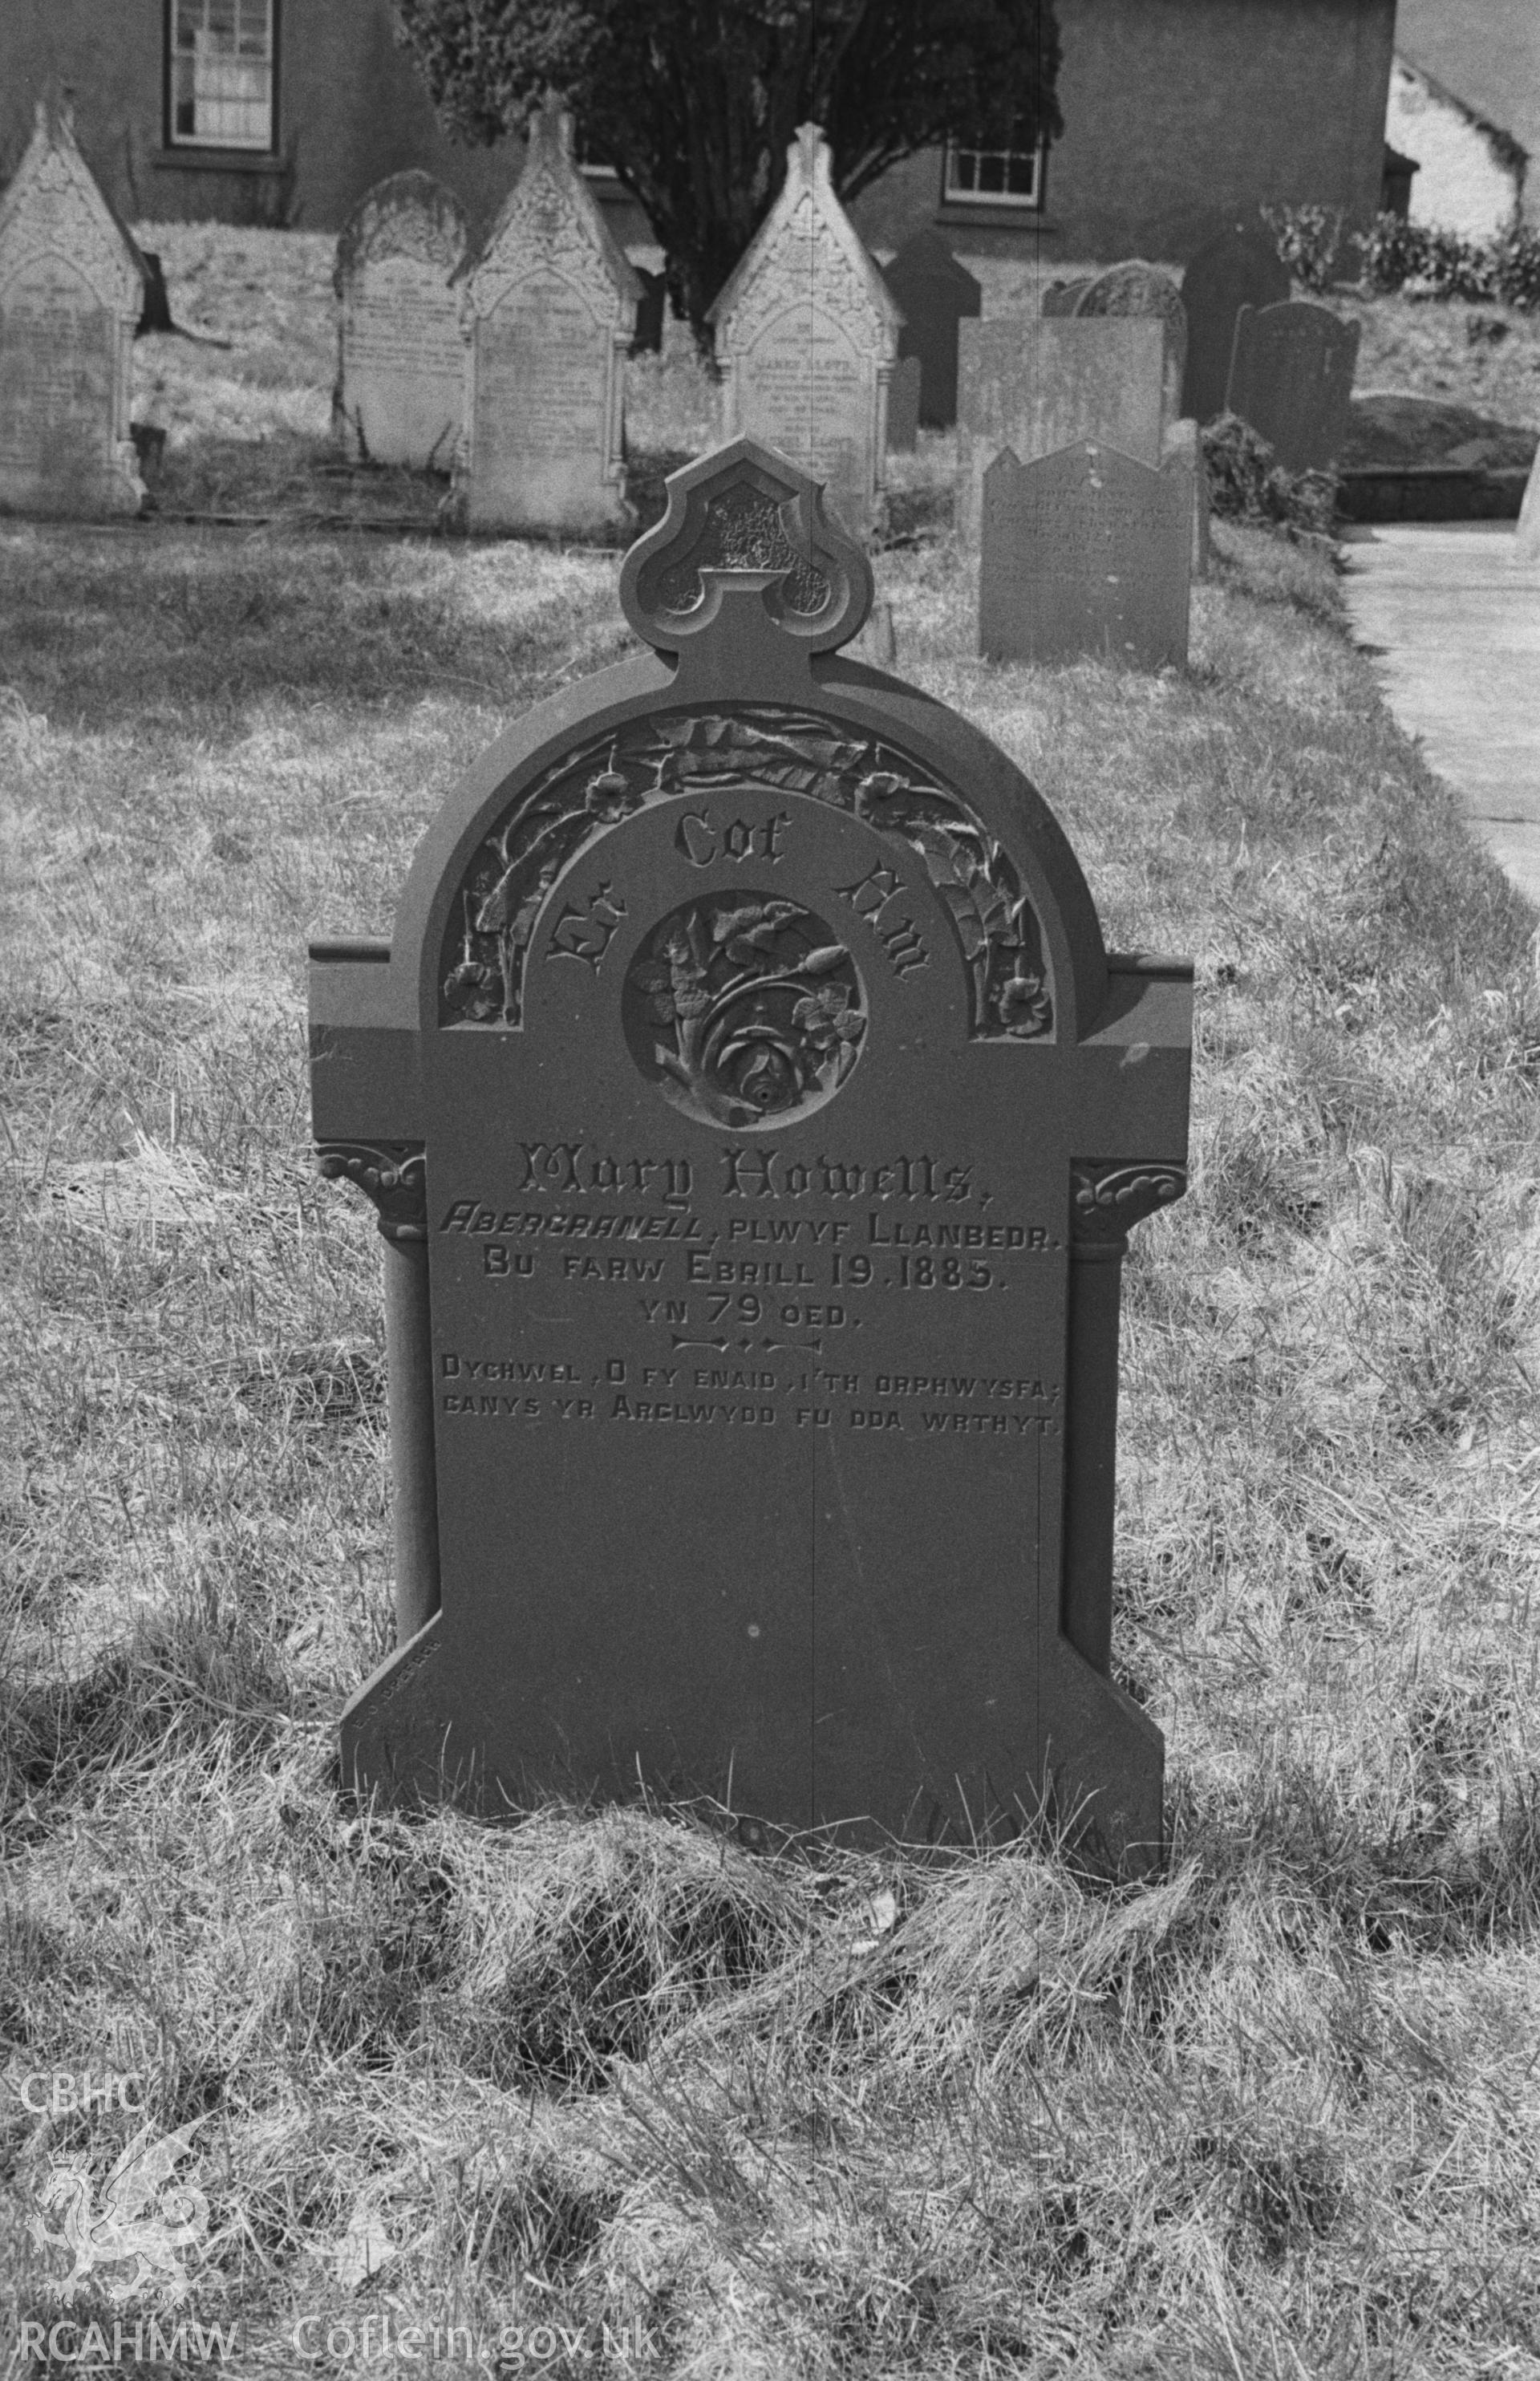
[{"xmin": 393, "ymin": 0, "xmax": 1062, "ymax": 347}]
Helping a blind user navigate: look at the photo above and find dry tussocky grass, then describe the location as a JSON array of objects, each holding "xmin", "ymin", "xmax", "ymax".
[{"xmin": 2, "ymin": 233, "xmax": 1540, "ymax": 2379}]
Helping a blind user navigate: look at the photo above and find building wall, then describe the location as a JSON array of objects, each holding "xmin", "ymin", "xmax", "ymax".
[
  {"xmin": 2, "ymin": 0, "xmax": 1396, "ymax": 269},
  {"xmin": 0, "ymin": 0, "xmax": 522, "ymax": 234},
  {"xmin": 1384, "ymin": 59, "xmax": 1525, "ymax": 241},
  {"xmin": 850, "ymin": 0, "xmax": 1395, "ymax": 267}
]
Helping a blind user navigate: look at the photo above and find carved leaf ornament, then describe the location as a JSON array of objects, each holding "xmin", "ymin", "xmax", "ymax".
[{"xmin": 439, "ymin": 438, "xmax": 1054, "ymax": 1045}]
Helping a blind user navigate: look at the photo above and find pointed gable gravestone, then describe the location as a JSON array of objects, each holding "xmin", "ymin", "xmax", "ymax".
[
  {"xmin": 956, "ymin": 315, "xmax": 1169, "ymax": 545},
  {"xmin": 709, "ymin": 126, "xmax": 902, "ymax": 537},
  {"xmin": 1073, "ymin": 261, "xmax": 1188, "ymax": 423},
  {"xmin": 1179, "ymin": 227, "xmax": 1290, "ymax": 424},
  {"xmin": 1224, "ymin": 300, "xmax": 1360, "ymax": 477},
  {"xmin": 0, "ymin": 97, "xmax": 145, "ymax": 519},
  {"xmin": 881, "ymin": 230, "xmax": 982, "ymax": 430},
  {"xmin": 334, "ymin": 172, "xmax": 469, "ymax": 471},
  {"xmin": 455, "ymin": 102, "xmax": 639, "ymax": 536},
  {"xmin": 309, "ymin": 436, "xmax": 1192, "ymax": 1876},
  {"xmin": 979, "ymin": 442, "xmax": 1192, "ymax": 671}
]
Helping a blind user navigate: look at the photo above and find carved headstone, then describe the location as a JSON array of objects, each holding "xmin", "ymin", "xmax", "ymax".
[
  {"xmin": 1072, "ymin": 261, "xmax": 1187, "ymax": 420},
  {"xmin": 979, "ymin": 441, "xmax": 1192, "ymax": 670},
  {"xmin": 886, "ymin": 355, "xmax": 921, "ymax": 452},
  {"xmin": 0, "ymin": 97, "xmax": 146, "ymax": 519},
  {"xmin": 334, "ymin": 172, "xmax": 469, "ymax": 471},
  {"xmin": 1224, "ymin": 300, "xmax": 1360, "ymax": 477},
  {"xmin": 1179, "ymin": 228, "xmax": 1290, "ymax": 424},
  {"xmin": 881, "ymin": 230, "xmax": 982, "ymax": 429},
  {"xmin": 708, "ymin": 125, "xmax": 902, "ymax": 537},
  {"xmin": 455, "ymin": 102, "xmax": 640, "ymax": 536},
  {"xmin": 955, "ymin": 315, "xmax": 1169, "ymax": 545},
  {"xmin": 1041, "ymin": 278, "xmax": 1093, "ymax": 318},
  {"xmin": 310, "ymin": 436, "xmax": 1192, "ymax": 1875}
]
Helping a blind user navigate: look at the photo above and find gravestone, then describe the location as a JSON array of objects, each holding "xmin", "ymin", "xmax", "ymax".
[
  {"xmin": 631, "ymin": 268, "xmax": 667, "ymax": 357},
  {"xmin": 455, "ymin": 101, "xmax": 640, "ymax": 536},
  {"xmin": 1179, "ymin": 227, "xmax": 1290, "ymax": 424},
  {"xmin": 310, "ymin": 436, "xmax": 1191, "ymax": 1875},
  {"xmin": 1072, "ymin": 261, "xmax": 1187, "ymax": 420},
  {"xmin": 1041, "ymin": 278, "xmax": 1092, "ymax": 318},
  {"xmin": 979, "ymin": 441, "xmax": 1192, "ymax": 670},
  {"xmin": 955, "ymin": 315, "xmax": 1169, "ymax": 545},
  {"xmin": 881, "ymin": 230, "xmax": 982, "ymax": 429},
  {"xmin": 334, "ymin": 172, "xmax": 469, "ymax": 471},
  {"xmin": 0, "ymin": 96, "xmax": 146, "ymax": 519},
  {"xmin": 709, "ymin": 124, "xmax": 901, "ymax": 537},
  {"xmin": 1161, "ymin": 414, "xmax": 1210, "ymax": 577},
  {"xmin": 886, "ymin": 355, "xmax": 921, "ymax": 452},
  {"xmin": 1518, "ymin": 443, "xmax": 1540, "ymax": 565},
  {"xmin": 848, "ymin": 596, "xmax": 898, "ymax": 666},
  {"xmin": 1224, "ymin": 300, "xmax": 1360, "ymax": 476}
]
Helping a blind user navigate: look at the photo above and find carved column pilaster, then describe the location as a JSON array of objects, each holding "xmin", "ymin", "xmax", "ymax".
[
  {"xmin": 1062, "ymin": 1161, "xmax": 1188, "ymax": 1673},
  {"xmin": 316, "ymin": 1139, "xmax": 439, "ymax": 1640}
]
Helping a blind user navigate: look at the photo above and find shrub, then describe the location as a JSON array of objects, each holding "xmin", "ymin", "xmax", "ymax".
[
  {"xmin": 1202, "ymin": 412, "xmax": 1339, "ymax": 538},
  {"xmin": 1352, "ymin": 211, "xmax": 1540, "ymax": 309},
  {"xmin": 1260, "ymin": 204, "xmax": 1345, "ymax": 294}
]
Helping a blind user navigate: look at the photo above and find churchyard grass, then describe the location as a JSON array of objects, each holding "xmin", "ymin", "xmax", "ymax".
[
  {"xmin": 3, "ymin": 236, "xmax": 1540, "ymax": 2377},
  {"xmin": 5, "ymin": 509, "xmax": 1539, "ymax": 2375}
]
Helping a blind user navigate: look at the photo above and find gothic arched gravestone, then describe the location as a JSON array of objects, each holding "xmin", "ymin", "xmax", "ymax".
[{"xmin": 310, "ymin": 438, "xmax": 1191, "ymax": 1873}]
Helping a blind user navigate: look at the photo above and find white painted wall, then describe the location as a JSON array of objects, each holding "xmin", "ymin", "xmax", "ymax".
[{"xmin": 1385, "ymin": 57, "xmax": 1524, "ymax": 238}]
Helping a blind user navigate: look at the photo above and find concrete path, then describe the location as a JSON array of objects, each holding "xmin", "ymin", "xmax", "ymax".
[{"xmin": 1339, "ymin": 523, "xmax": 1540, "ymax": 912}]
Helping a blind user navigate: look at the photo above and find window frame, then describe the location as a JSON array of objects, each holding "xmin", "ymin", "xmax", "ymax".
[
  {"xmin": 164, "ymin": 0, "xmax": 280, "ymax": 156},
  {"xmin": 940, "ymin": 132, "xmax": 1046, "ymax": 212}
]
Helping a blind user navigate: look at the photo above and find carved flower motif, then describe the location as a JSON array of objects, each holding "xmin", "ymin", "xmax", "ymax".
[
  {"xmin": 792, "ymin": 982, "xmax": 867, "ymax": 1054},
  {"xmin": 443, "ymin": 959, "xmax": 501, "ymax": 1020},
  {"xmin": 997, "ymin": 966, "xmax": 1052, "ymax": 1037}
]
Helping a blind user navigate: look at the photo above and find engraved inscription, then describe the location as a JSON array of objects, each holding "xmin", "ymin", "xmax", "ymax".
[{"xmin": 440, "ymin": 708, "xmax": 1051, "ymax": 1036}]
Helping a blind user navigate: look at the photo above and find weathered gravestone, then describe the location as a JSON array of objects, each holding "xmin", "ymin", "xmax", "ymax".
[
  {"xmin": 709, "ymin": 125, "xmax": 901, "ymax": 537},
  {"xmin": 1225, "ymin": 300, "xmax": 1360, "ymax": 476},
  {"xmin": 1041, "ymin": 278, "xmax": 1093, "ymax": 318},
  {"xmin": 1073, "ymin": 261, "xmax": 1188, "ymax": 422},
  {"xmin": 1179, "ymin": 227, "xmax": 1290, "ymax": 424},
  {"xmin": 881, "ymin": 230, "xmax": 982, "ymax": 429},
  {"xmin": 310, "ymin": 436, "xmax": 1191, "ymax": 1873},
  {"xmin": 0, "ymin": 96, "xmax": 146, "ymax": 519},
  {"xmin": 979, "ymin": 441, "xmax": 1192, "ymax": 670},
  {"xmin": 1162, "ymin": 414, "xmax": 1210, "ymax": 577},
  {"xmin": 886, "ymin": 355, "xmax": 921, "ymax": 452},
  {"xmin": 334, "ymin": 172, "xmax": 469, "ymax": 471},
  {"xmin": 956, "ymin": 315, "xmax": 1169, "ymax": 545},
  {"xmin": 455, "ymin": 101, "xmax": 639, "ymax": 536}
]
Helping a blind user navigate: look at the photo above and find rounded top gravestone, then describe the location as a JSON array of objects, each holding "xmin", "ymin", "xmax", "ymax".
[
  {"xmin": 310, "ymin": 437, "xmax": 1192, "ymax": 1875},
  {"xmin": 1072, "ymin": 261, "xmax": 1187, "ymax": 412}
]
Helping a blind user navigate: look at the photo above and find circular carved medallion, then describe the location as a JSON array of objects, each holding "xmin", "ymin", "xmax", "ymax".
[{"xmin": 622, "ymin": 893, "xmax": 867, "ymax": 1130}]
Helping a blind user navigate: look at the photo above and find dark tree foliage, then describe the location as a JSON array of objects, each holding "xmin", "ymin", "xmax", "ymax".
[{"xmin": 393, "ymin": 0, "xmax": 1061, "ymax": 347}]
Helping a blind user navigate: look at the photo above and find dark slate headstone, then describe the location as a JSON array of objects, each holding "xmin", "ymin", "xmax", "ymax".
[
  {"xmin": 881, "ymin": 229, "xmax": 982, "ymax": 429},
  {"xmin": 1224, "ymin": 300, "xmax": 1360, "ymax": 476},
  {"xmin": 979, "ymin": 440, "xmax": 1192, "ymax": 670},
  {"xmin": 1041, "ymin": 278, "xmax": 1092, "ymax": 318},
  {"xmin": 1180, "ymin": 229, "xmax": 1291, "ymax": 424},
  {"xmin": 886, "ymin": 354, "xmax": 921, "ymax": 452},
  {"xmin": 630, "ymin": 267, "xmax": 667, "ymax": 357},
  {"xmin": 310, "ymin": 435, "xmax": 1191, "ymax": 1875}
]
